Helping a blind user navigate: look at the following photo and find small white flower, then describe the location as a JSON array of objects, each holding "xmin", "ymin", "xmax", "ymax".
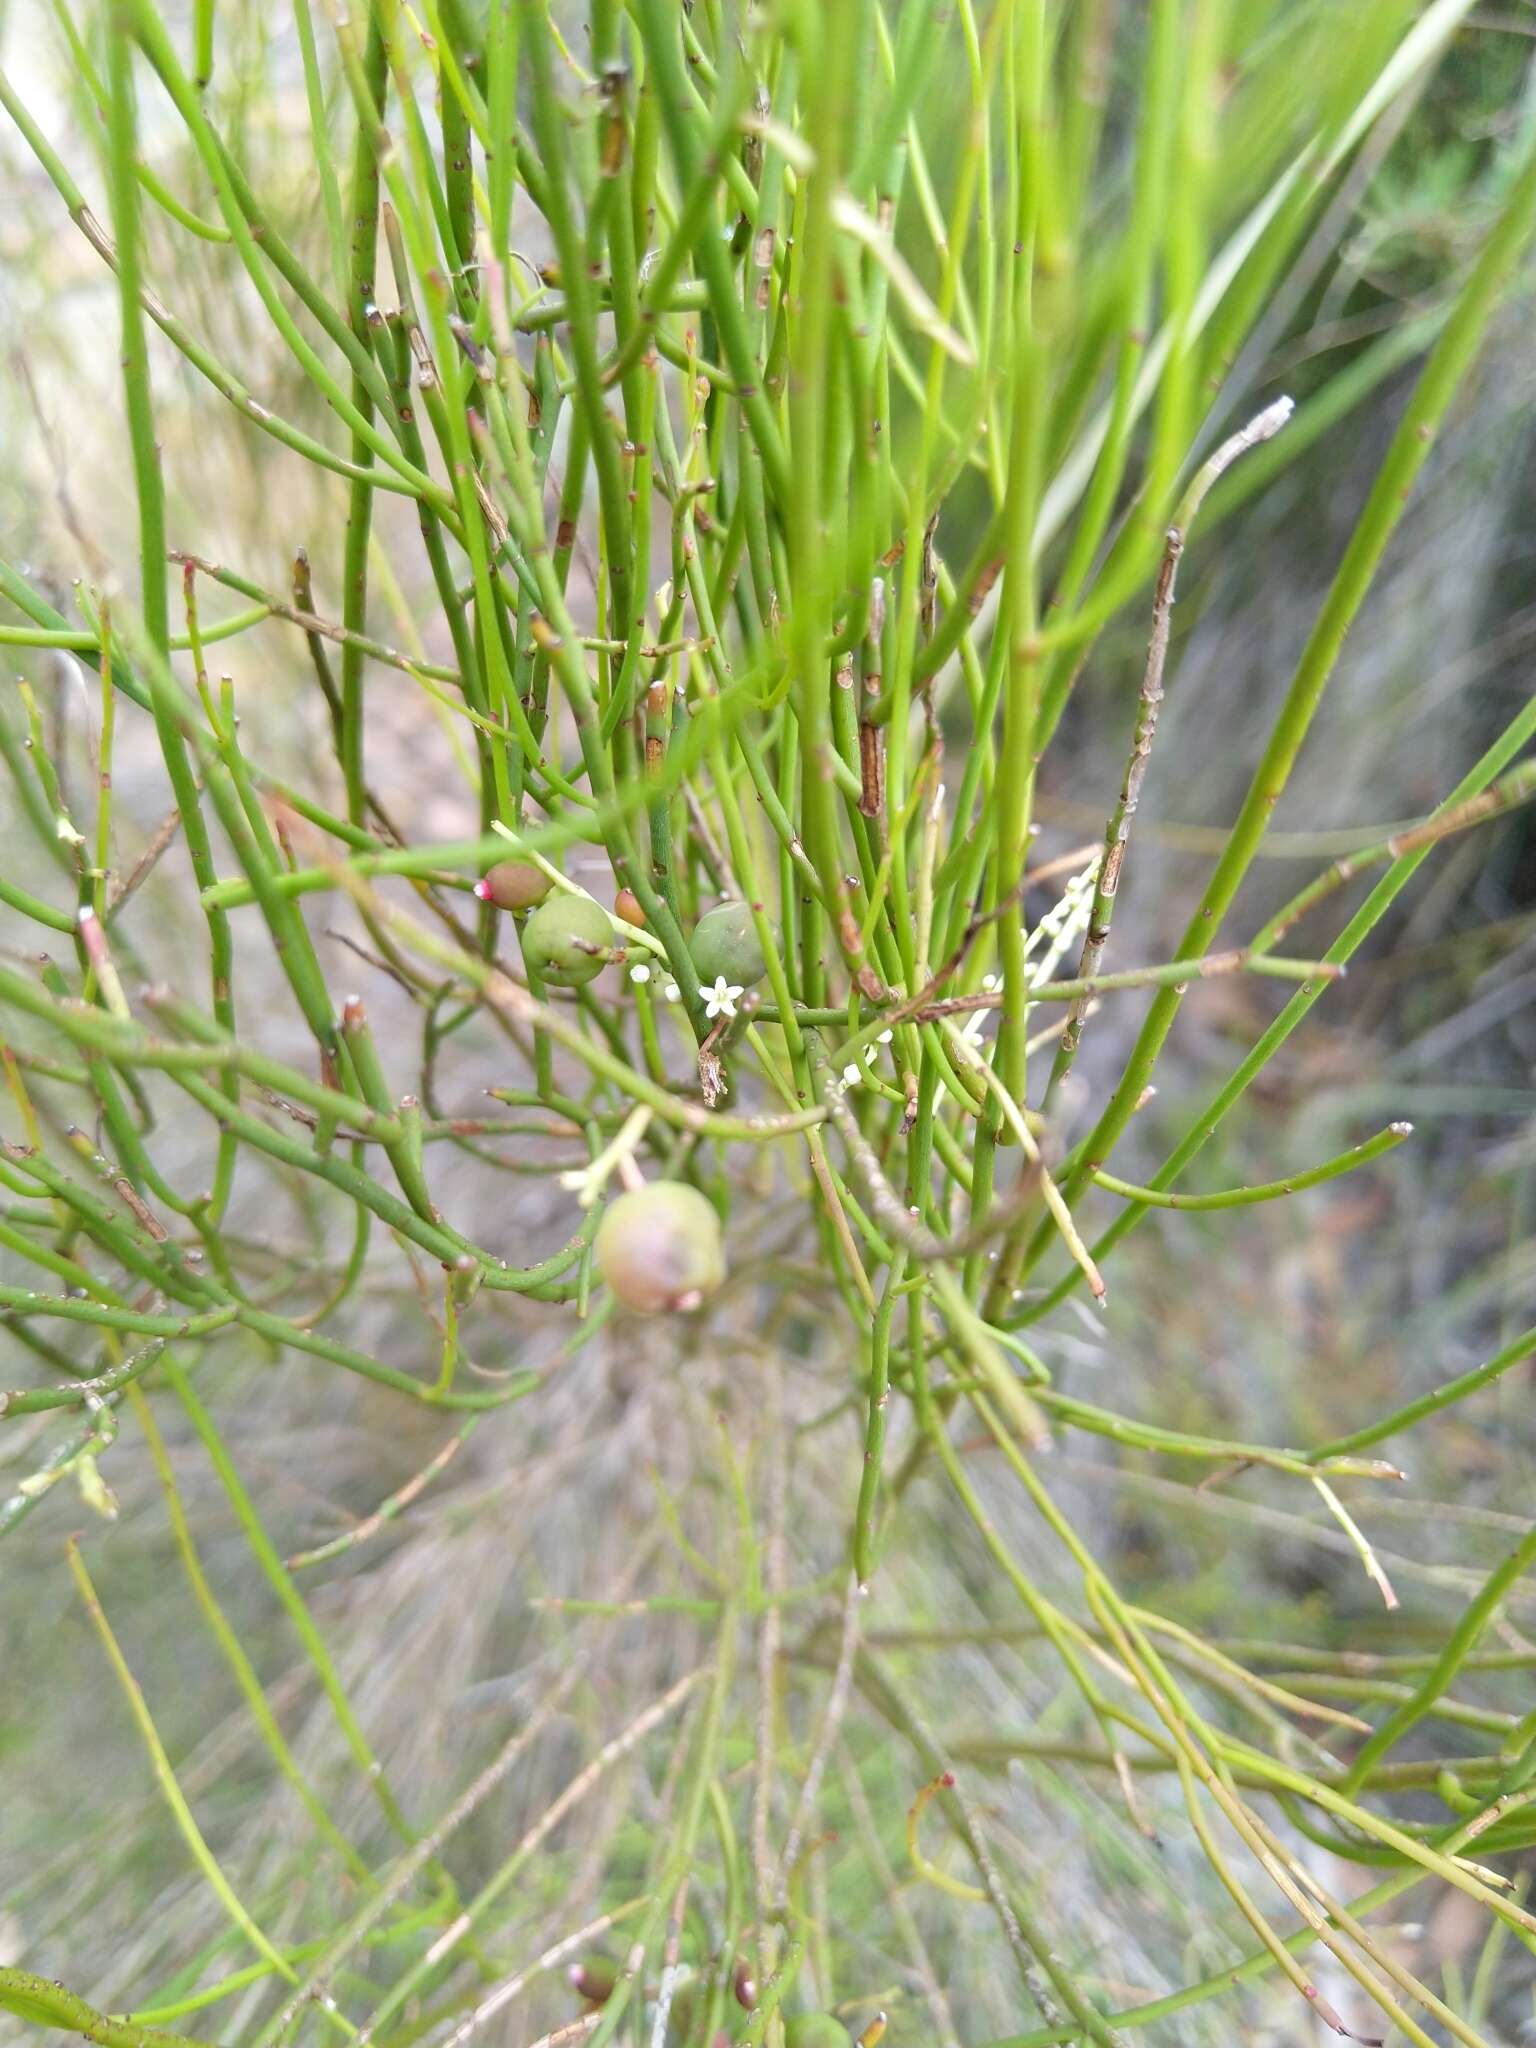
[
  {"xmin": 877, "ymin": 1028, "xmax": 893, "ymax": 1045},
  {"xmin": 841, "ymin": 1063, "xmax": 862, "ymax": 1090},
  {"xmin": 703, "ymin": 976, "xmax": 743, "ymax": 1019},
  {"xmin": 629, "ymin": 962, "xmax": 652, "ymax": 984},
  {"xmin": 962, "ymin": 1010, "xmax": 990, "ymax": 1047},
  {"xmin": 981, "ymin": 972, "xmax": 1001, "ymax": 993},
  {"xmin": 1026, "ymin": 859, "xmax": 1099, "ymax": 985},
  {"xmin": 663, "ymin": 981, "xmax": 680, "ymax": 1002},
  {"xmin": 863, "ymin": 1043, "xmax": 879, "ymax": 1064}
]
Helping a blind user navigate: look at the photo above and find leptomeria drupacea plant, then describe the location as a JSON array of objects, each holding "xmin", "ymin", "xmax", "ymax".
[{"xmin": 3, "ymin": 3, "xmax": 1536, "ymax": 2045}]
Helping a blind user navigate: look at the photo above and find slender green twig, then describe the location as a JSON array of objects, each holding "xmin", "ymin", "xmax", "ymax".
[{"xmin": 0, "ymin": 1970, "xmax": 218, "ymax": 2048}]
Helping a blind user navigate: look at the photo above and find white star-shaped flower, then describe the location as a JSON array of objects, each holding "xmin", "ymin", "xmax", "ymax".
[
  {"xmin": 703, "ymin": 975, "xmax": 743, "ymax": 1019},
  {"xmin": 629, "ymin": 962, "xmax": 652, "ymax": 984}
]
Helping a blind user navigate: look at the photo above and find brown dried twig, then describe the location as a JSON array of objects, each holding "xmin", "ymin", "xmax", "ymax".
[{"xmin": 1047, "ymin": 397, "xmax": 1295, "ymax": 1106}]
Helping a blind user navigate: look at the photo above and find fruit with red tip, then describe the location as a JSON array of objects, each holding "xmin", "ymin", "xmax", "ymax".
[
  {"xmin": 595, "ymin": 1182, "xmax": 725, "ymax": 1314},
  {"xmin": 689, "ymin": 901, "xmax": 773, "ymax": 988},
  {"xmin": 615, "ymin": 887, "xmax": 645, "ymax": 926},
  {"xmin": 476, "ymin": 859, "xmax": 552, "ymax": 912},
  {"xmin": 568, "ymin": 1954, "xmax": 617, "ymax": 2004},
  {"xmin": 521, "ymin": 895, "xmax": 612, "ymax": 987}
]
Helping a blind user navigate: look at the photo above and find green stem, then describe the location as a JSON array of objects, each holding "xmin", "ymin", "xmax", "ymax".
[{"xmin": 0, "ymin": 1971, "xmax": 217, "ymax": 2048}]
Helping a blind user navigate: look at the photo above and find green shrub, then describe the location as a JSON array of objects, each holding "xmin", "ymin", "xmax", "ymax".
[{"xmin": 2, "ymin": 4, "xmax": 1536, "ymax": 2046}]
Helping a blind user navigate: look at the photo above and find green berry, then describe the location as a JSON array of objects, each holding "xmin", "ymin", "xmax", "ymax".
[
  {"xmin": 595, "ymin": 1182, "xmax": 725, "ymax": 1315},
  {"xmin": 476, "ymin": 859, "xmax": 552, "ymax": 912},
  {"xmin": 784, "ymin": 2018, "xmax": 854, "ymax": 2048},
  {"xmin": 521, "ymin": 895, "xmax": 612, "ymax": 987},
  {"xmin": 689, "ymin": 901, "xmax": 774, "ymax": 989},
  {"xmin": 664, "ymin": 1980, "xmax": 699, "ymax": 2043}
]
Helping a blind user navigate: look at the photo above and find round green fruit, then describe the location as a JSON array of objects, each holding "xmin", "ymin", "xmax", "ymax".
[
  {"xmin": 784, "ymin": 2018, "xmax": 854, "ymax": 2048},
  {"xmin": 663, "ymin": 1981, "xmax": 699, "ymax": 2043},
  {"xmin": 689, "ymin": 901, "xmax": 774, "ymax": 989},
  {"xmin": 596, "ymin": 1182, "xmax": 725, "ymax": 1315},
  {"xmin": 521, "ymin": 895, "xmax": 612, "ymax": 987},
  {"xmin": 476, "ymin": 859, "xmax": 552, "ymax": 912}
]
